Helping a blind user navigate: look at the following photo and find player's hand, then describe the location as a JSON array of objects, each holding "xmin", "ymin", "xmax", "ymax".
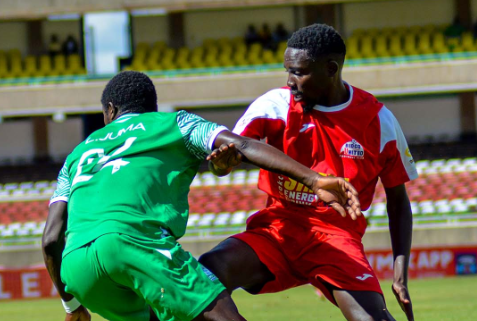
[
  {"xmin": 312, "ymin": 176, "xmax": 361, "ymax": 220},
  {"xmin": 392, "ymin": 281, "xmax": 414, "ymax": 321},
  {"xmin": 207, "ymin": 143, "xmax": 243, "ymax": 170},
  {"xmin": 65, "ymin": 306, "xmax": 91, "ymax": 321}
]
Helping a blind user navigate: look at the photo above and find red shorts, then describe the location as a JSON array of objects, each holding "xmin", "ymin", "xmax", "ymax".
[{"xmin": 232, "ymin": 207, "xmax": 383, "ymax": 305}]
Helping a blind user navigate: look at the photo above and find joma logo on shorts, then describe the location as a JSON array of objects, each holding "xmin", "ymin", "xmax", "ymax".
[{"xmin": 356, "ymin": 273, "xmax": 373, "ymax": 281}]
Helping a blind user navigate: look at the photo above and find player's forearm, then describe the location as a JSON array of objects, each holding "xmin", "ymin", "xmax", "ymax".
[
  {"xmin": 42, "ymin": 202, "xmax": 74, "ymax": 301},
  {"xmin": 386, "ymin": 185, "xmax": 413, "ymax": 284},
  {"xmin": 43, "ymin": 244, "xmax": 73, "ymax": 301},
  {"xmin": 215, "ymin": 132, "xmax": 318, "ymax": 189}
]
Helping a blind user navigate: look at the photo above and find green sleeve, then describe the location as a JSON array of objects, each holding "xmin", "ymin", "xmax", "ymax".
[
  {"xmin": 176, "ymin": 110, "xmax": 228, "ymax": 159},
  {"xmin": 50, "ymin": 160, "xmax": 71, "ymax": 205}
]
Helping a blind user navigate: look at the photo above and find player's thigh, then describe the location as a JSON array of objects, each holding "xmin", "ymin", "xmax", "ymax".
[
  {"xmin": 199, "ymin": 235, "xmax": 275, "ymax": 293},
  {"xmin": 98, "ymin": 233, "xmax": 227, "ymax": 321},
  {"xmin": 61, "ymin": 241, "xmax": 150, "ymax": 321},
  {"xmin": 332, "ymin": 288, "xmax": 395, "ymax": 321}
]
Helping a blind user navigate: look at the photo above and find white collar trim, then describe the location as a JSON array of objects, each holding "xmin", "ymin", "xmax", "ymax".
[{"xmin": 313, "ymin": 83, "xmax": 353, "ymax": 112}]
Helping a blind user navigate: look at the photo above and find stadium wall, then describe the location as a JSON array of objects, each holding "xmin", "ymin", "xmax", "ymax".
[
  {"xmin": 0, "ymin": 94, "xmax": 467, "ymax": 161},
  {"xmin": 132, "ymin": 16, "xmax": 169, "ymax": 47},
  {"xmin": 382, "ymin": 95, "xmax": 462, "ymax": 139},
  {"xmin": 0, "ymin": 118, "xmax": 82, "ymax": 161},
  {"xmin": 0, "ymin": 22, "xmax": 28, "ymax": 55},
  {"xmin": 184, "ymin": 6, "xmax": 295, "ymax": 48},
  {"xmin": 2, "ymin": 227, "xmax": 477, "ymax": 268},
  {"xmin": 47, "ymin": 118, "xmax": 83, "ymax": 159},
  {"xmin": 342, "ymin": 0, "xmax": 454, "ymax": 36},
  {"xmin": 0, "ymin": 120, "xmax": 35, "ymax": 160}
]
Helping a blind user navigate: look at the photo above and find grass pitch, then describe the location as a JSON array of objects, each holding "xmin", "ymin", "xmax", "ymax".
[{"xmin": 1, "ymin": 276, "xmax": 476, "ymax": 321}]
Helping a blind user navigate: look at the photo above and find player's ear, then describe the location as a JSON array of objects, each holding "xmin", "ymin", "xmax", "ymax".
[
  {"xmin": 108, "ymin": 102, "xmax": 119, "ymax": 120},
  {"xmin": 326, "ymin": 60, "xmax": 339, "ymax": 78}
]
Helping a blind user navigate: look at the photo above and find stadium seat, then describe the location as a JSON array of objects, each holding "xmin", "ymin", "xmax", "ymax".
[{"xmin": 38, "ymin": 55, "xmax": 53, "ymax": 76}]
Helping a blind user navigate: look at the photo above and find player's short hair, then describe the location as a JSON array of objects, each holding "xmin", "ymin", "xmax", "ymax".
[
  {"xmin": 287, "ymin": 24, "xmax": 346, "ymax": 63},
  {"xmin": 101, "ymin": 71, "xmax": 157, "ymax": 113}
]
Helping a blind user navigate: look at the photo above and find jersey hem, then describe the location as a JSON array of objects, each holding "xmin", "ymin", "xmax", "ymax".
[
  {"xmin": 206, "ymin": 126, "xmax": 228, "ymax": 152},
  {"xmin": 49, "ymin": 196, "xmax": 69, "ymax": 206}
]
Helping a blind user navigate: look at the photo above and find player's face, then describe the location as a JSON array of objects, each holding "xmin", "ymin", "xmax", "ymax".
[{"xmin": 284, "ymin": 48, "xmax": 334, "ymax": 107}]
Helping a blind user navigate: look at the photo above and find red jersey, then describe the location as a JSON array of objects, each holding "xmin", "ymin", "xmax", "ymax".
[{"xmin": 233, "ymin": 84, "xmax": 418, "ymax": 238}]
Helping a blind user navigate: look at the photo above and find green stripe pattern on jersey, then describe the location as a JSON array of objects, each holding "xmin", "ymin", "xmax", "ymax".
[{"xmin": 51, "ymin": 111, "xmax": 226, "ymax": 257}]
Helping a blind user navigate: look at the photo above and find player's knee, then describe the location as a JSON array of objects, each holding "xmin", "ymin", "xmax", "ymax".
[
  {"xmin": 367, "ymin": 308, "xmax": 395, "ymax": 321},
  {"xmin": 199, "ymin": 250, "xmax": 233, "ymax": 284}
]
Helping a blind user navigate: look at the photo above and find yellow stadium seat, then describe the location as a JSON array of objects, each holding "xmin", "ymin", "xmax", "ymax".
[
  {"xmin": 346, "ymin": 37, "xmax": 360, "ymax": 59},
  {"xmin": 389, "ymin": 35, "xmax": 403, "ymax": 56},
  {"xmin": 9, "ymin": 56, "xmax": 24, "ymax": 77},
  {"xmin": 403, "ymin": 34, "xmax": 417, "ymax": 55},
  {"xmin": 461, "ymin": 32, "xmax": 475, "ymax": 51},
  {"xmin": 360, "ymin": 36, "xmax": 374, "ymax": 58},
  {"xmin": 190, "ymin": 55, "xmax": 205, "ymax": 68},
  {"xmin": 0, "ymin": 56, "xmax": 8, "ymax": 78},
  {"xmin": 217, "ymin": 37, "xmax": 231, "ymax": 48},
  {"xmin": 38, "ymin": 55, "xmax": 52, "ymax": 76},
  {"xmin": 262, "ymin": 50, "xmax": 276, "ymax": 64},
  {"xmin": 366, "ymin": 28, "xmax": 380, "ymax": 38},
  {"xmin": 152, "ymin": 41, "xmax": 167, "ymax": 52},
  {"xmin": 233, "ymin": 52, "xmax": 248, "ymax": 66},
  {"xmin": 218, "ymin": 53, "xmax": 234, "ymax": 67},
  {"xmin": 191, "ymin": 47, "xmax": 204, "ymax": 57},
  {"xmin": 145, "ymin": 49, "xmax": 162, "ymax": 70},
  {"xmin": 249, "ymin": 43, "xmax": 262, "ymax": 54},
  {"xmin": 375, "ymin": 35, "xmax": 389, "ymax": 57},
  {"xmin": 417, "ymin": 33, "xmax": 433, "ymax": 55},
  {"xmin": 432, "ymin": 33, "xmax": 447, "ymax": 53},
  {"xmin": 204, "ymin": 54, "xmax": 220, "ymax": 67},
  {"xmin": 51, "ymin": 55, "xmax": 66, "ymax": 76},
  {"xmin": 66, "ymin": 54, "xmax": 86, "ymax": 75},
  {"xmin": 177, "ymin": 47, "xmax": 190, "ymax": 59},
  {"xmin": 24, "ymin": 56, "xmax": 38, "ymax": 77},
  {"xmin": 160, "ymin": 59, "xmax": 176, "ymax": 70},
  {"xmin": 176, "ymin": 58, "xmax": 191, "ymax": 69}
]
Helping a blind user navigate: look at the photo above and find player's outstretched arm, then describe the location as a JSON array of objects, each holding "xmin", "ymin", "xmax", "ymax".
[
  {"xmin": 42, "ymin": 202, "xmax": 91, "ymax": 321},
  {"xmin": 210, "ymin": 131, "xmax": 361, "ymax": 219},
  {"xmin": 385, "ymin": 184, "xmax": 414, "ymax": 321}
]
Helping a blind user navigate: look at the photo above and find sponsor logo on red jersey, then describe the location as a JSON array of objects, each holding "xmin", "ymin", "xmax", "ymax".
[{"xmin": 340, "ymin": 139, "xmax": 365, "ymax": 159}]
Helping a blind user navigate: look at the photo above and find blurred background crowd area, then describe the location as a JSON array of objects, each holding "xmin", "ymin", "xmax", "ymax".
[{"xmin": 0, "ymin": 0, "xmax": 477, "ymax": 271}]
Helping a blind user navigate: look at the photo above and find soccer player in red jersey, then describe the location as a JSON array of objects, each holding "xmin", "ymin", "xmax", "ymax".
[{"xmin": 200, "ymin": 24, "xmax": 417, "ymax": 321}]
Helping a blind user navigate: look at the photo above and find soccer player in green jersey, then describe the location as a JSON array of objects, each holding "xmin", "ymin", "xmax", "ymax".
[{"xmin": 42, "ymin": 71, "xmax": 361, "ymax": 321}]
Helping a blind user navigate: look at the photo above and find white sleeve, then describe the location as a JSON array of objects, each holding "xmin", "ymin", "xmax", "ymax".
[
  {"xmin": 379, "ymin": 106, "xmax": 418, "ymax": 183},
  {"xmin": 233, "ymin": 88, "xmax": 291, "ymax": 135}
]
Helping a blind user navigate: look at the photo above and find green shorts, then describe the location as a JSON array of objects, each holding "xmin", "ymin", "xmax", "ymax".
[{"xmin": 61, "ymin": 231, "xmax": 226, "ymax": 321}]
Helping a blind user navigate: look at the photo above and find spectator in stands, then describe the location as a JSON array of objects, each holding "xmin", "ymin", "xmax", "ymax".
[
  {"xmin": 245, "ymin": 25, "xmax": 260, "ymax": 46},
  {"xmin": 472, "ymin": 20, "xmax": 477, "ymax": 38},
  {"xmin": 48, "ymin": 34, "xmax": 61, "ymax": 57},
  {"xmin": 444, "ymin": 16, "xmax": 466, "ymax": 38},
  {"xmin": 259, "ymin": 23, "xmax": 273, "ymax": 49},
  {"xmin": 272, "ymin": 23, "xmax": 290, "ymax": 44},
  {"xmin": 62, "ymin": 35, "xmax": 79, "ymax": 56}
]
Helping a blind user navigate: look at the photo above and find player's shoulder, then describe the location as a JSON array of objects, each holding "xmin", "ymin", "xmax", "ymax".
[
  {"xmin": 377, "ymin": 106, "xmax": 398, "ymax": 127},
  {"xmin": 247, "ymin": 87, "xmax": 291, "ymax": 117},
  {"xmin": 253, "ymin": 87, "xmax": 291, "ymax": 105}
]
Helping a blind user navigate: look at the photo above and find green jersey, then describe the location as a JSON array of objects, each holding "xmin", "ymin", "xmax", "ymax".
[{"xmin": 51, "ymin": 111, "xmax": 227, "ymax": 257}]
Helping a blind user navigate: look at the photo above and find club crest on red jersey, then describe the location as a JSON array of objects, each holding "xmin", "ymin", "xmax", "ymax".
[{"xmin": 340, "ymin": 139, "xmax": 365, "ymax": 159}]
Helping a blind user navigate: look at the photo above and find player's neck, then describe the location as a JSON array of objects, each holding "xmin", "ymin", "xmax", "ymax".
[{"xmin": 317, "ymin": 81, "xmax": 349, "ymax": 108}]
